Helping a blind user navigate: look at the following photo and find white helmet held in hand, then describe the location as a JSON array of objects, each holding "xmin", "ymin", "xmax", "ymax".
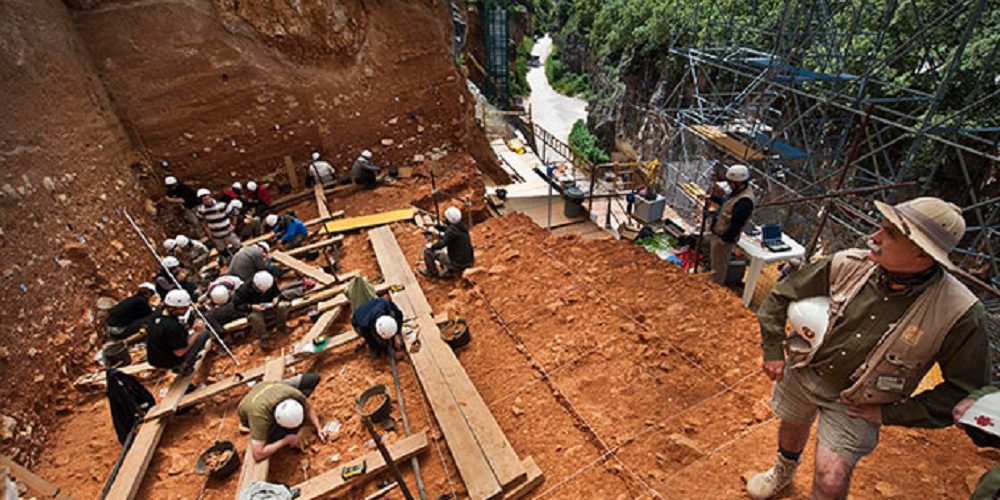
[
  {"xmin": 265, "ymin": 214, "xmax": 279, "ymax": 227},
  {"xmin": 197, "ymin": 188, "xmax": 211, "ymax": 198},
  {"xmin": 247, "ymin": 181, "xmax": 257, "ymax": 191},
  {"xmin": 174, "ymin": 235, "xmax": 190, "ymax": 248},
  {"xmin": 445, "ymin": 206, "xmax": 462, "ymax": 224},
  {"xmin": 375, "ymin": 315, "xmax": 398, "ymax": 340},
  {"xmin": 784, "ymin": 296, "xmax": 831, "ymax": 363},
  {"xmin": 162, "ymin": 256, "xmax": 180, "ymax": 268},
  {"xmin": 274, "ymin": 398, "xmax": 304, "ymax": 429},
  {"xmin": 232, "ymin": 181, "xmax": 242, "ymax": 191},
  {"xmin": 725, "ymin": 164, "xmax": 750, "ymax": 182},
  {"xmin": 164, "ymin": 289, "xmax": 192, "ymax": 308},
  {"xmin": 163, "ymin": 238, "xmax": 177, "ymax": 251},
  {"xmin": 209, "ymin": 285, "xmax": 231, "ymax": 305},
  {"xmin": 164, "ymin": 176, "xmax": 178, "ymax": 186},
  {"xmin": 312, "ymin": 152, "xmax": 321, "ymax": 160},
  {"xmin": 361, "ymin": 149, "xmax": 372, "ymax": 159},
  {"xmin": 252, "ymin": 270, "xmax": 275, "ymax": 292}
]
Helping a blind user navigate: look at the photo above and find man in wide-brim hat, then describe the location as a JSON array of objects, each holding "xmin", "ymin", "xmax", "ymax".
[{"xmin": 746, "ymin": 196, "xmax": 989, "ymax": 499}]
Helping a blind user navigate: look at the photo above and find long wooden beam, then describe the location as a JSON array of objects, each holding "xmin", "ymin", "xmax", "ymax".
[
  {"xmin": 0, "ymin": 455, "xmax": 73, "ymax": 499},
  {"xmin": 270, "ymin": 251, "xmax": 338, "ymax": 285},
  {"xmin": 235, "ymin": 356, "xmax": 286, "ymax": 498},
  {"xmin": 294, "ymin": 432, "xmax": 428, "ymax": 500},
  {"xmin": 286, "ymin": 235, "xmax": 343, "ymax": 256},
  {"xmin": 314, "ymin": 184, "xmax": 331, "ymax": 219}
]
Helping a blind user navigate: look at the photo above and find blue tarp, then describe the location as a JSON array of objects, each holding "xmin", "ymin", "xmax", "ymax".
[
  {"xmin": 742, "ymin": 57, "xmax": 855, "ymax": 82},
  {"xmin": 752, "ymin": 132, "xmax": 808, "ymax": 160}
]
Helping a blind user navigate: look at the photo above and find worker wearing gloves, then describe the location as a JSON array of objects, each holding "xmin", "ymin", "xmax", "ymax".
[
  {"xmin": 265, "ymin": 213, "xmax": 309, "ymax": 248},
  {"xmin": 237, "ymin": 372, "xmax": 326, "ymax": 462},
  {"xmin": 747, "ymin": 196, "xmax": 989, "ymax": 500},
  {"xmin": 163, "ymin": 176, "xmax": 204, "ymax": 237},
  {"xmin": 351, "ymin": 149, "xmax": 381, "ymax": 189},
  {"xmin": 174, "ymin": 234, "xmax": 210, "ymax": 269},
  {"xmin": 195, "ymin": 188, "xmax": 241, "ymax": 256},
  {"xmin": 419, "ymin": 206, "xmax": 474, "ymax": 278},
  {"xmin": 145, "ymin": 289, "xmax": 210, "ymax": 375},
  {"xmin": 707, "ymin": 164, "xmax": 755, "ymax": 285},
  {"xmin": 232, "ymin": 270, "xmax": 291, "ymax": 350},
  {"xmin": 104, "ymin": 282, "xmax": 157, "ymax": 340},
  {"xmin": 307, "ymin": 152, "xmax": 338, "ymax": 186}
]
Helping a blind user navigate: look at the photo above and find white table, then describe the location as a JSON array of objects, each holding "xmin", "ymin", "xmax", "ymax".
[{"xmin": 737, "ymin": 231, "xmax": 806, "ymax": 306}]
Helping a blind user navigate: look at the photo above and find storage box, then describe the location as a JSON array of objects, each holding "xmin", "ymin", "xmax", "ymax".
[{"xmin": 633, "ymin": 195, "xmax": 666, "ymax": 223}]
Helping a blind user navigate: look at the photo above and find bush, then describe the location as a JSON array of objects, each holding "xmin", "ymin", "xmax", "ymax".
[
  {"xmin": 545, "ymin": 43, "xmax": 591, "ymax": 98},
  {"xmin": 568, "ymin": 119, "xmax": 609, "ymax": 163},
  {"xmin": 508, "ymin": 36, "xmax": 535, "ymax": 97}
]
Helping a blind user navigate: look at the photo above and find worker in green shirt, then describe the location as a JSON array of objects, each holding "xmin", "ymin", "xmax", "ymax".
[
  {"xmin": 747, "ymin": 197, "xmax": 989, "ymax": 500},
  {"xmin": 237, "ymin": 373, "xmax": 327, "ymax": 462},
  {"xmin": 954, "ymin": 386, "xmax": 1000, "ymax": 499}
]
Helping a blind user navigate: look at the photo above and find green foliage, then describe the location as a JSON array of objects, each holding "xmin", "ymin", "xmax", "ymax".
[
  {"xmin": 545, "ymin": 44, "xmax": 591, "ymax": 97},
  {"xmin": 508, "ymin": 36, "xmax": 535, "ymax": 97},
  {"xmin": 569, "ymin": 119, "xmax": 610, "ymax": 163}
]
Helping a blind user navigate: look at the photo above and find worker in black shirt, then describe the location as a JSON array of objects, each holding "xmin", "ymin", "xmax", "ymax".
[
  {"xmin": 232, "ymin": 271, "xmax": 291, "ymax": 350},
  {"xmin": 146, "ymin": 289, "xmax": 209, "ymax": 375},
  {"xmin": 419, "ymin": 206, "xmax": 474, "ymax": 278},
  {"xmin": 707, "ymin": 164, "xmax": 755, "ymax": 285},
  {"xmin": 105, "ymin": 282, "xmax": 157, "ymax": 340},
  {"xmin": 164, "ymin": 175, "xmax": 205, "ymax": 238}
]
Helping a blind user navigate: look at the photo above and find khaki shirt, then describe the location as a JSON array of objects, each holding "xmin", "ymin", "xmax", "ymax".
[
  {"xmin": 237, "ymin": 382, "xmax": 307, "ymax": 442},
  {"xmin": 758, "ymin": 257, "xmax": 989, "ymax": 427}
]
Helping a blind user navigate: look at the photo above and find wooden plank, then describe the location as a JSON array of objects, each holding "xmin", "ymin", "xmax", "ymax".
[
  {"xmin": 220, "ymin": 271, "xmax": 361, "ymax": 333},
  {"xmin": 105, "ymin": 340, "xmax": 213, "ymax": 500},
  {"xmin": 297, "ymin": 307, "xmax": 339, "ymax": 347},
  {"xmin": 286, "ymin": 235, "xmax": 343, "ymax": 256},
  {"xmin": 235, "ymin": 211, "xmax": 344, "ymax": 249},
  {"xmin": 294, "ymin": 432, "xmax": 429, "ymax": 500},
  {"xmin": 369, "ymin": 227, "xmax": 504, "ymax": 500},
  {"xmin": 0, "ymin": 455, "xmax": 73, "ymax": 499},
  {"xmin": 322, "ymin": 208, "xmax": 416, "ymax": 235},
  {"xmin": 270, "ymin": 251, "xmax": 338, "ymax": 285},
  {"xmin": 285, "ymin": 155, "xmax": 301, "ymax": 191},
  {"xmin": 503, "ymin": 457, "xmax": 543, "ymax": 500},
  {"xmin": 314, "ymin": 184, "xmax": 331, "ymax": 219},
  {"xmin": 315, "ymin": 282, "xmax": 394, "ymax": 314},
  {"xmin": 74, "ymin": 361, "xmax": 153, "ymax": 387},
  {"xmin": 272, "ymin": 184, "xmax": 355, "ymax": 210},
  {"xmin": 236, "ymin": 356, "xmax": 286, "ymax": 497}
]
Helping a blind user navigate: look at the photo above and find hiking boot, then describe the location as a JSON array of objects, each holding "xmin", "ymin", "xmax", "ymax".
[
  {"xmin": 417, "ymin": 267, "xmax": 434, "ymax": 278},
  {"xmin": 746, "ymin": 453, "xmax": 799, "ymax": 499}
]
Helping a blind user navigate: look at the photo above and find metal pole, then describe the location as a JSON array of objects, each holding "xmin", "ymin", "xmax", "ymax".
[
  {"xmin": 362, "ymin": 416, "xmax": 415, "ymax": 500},
  {"xmin": 547, "ymin": 166, "xmax": 553, "ymax": 230},
  {"xmin": 430, "ymin": 168, "xmax": 441, "ymax": 225},
  {"xmin": 122, "ymin": 209, "xmax": 240, "ymax": 366},
  {"xmin": 389, "ymin": 344, "xmax": 427, "ymax": 500}
]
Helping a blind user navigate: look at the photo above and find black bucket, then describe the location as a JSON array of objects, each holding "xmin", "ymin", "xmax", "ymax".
[
  {"xmin": 356, "ymin": 384, "xmax": 392, "ymax": 422},
  {"xmin": 195, "ymin": 440, "xmax": 240, "ymax": 480},
  {"xmin": 102, "ymin": 341, "xmax": 131, "ymax": 369},
  {"xmin": 441, "ymin": 319, "xmax": 471, "ymax": 350}
]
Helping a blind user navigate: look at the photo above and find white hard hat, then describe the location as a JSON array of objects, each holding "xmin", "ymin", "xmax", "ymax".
[
  {"xmin": 361, "ymin": 149, "xmax": 372, "ymax": 159},
  {"xmin": 164, "ymin": 176, "xmax": 178, "ymax": 186},
  {"xmin": 164, "ymin": 289, "xmax": 192, "ymax": 308},
  {"xmin": 274, "ymin": 399, "xmax": 304, "ymax": 429},
  {"xmin": 252, "ymin": 270, "xmax": 275, "ymax": 292},
  {"xmin": 162, "ymin": 256, "xmax": 180, "ymax": 268},
  {"xmin": 197, "ymin": 188, "xmax": 211, "ymax": 198},
  {"xmin": 445, "ymin": 206, "xmax": 462, "ymax": 224},
  {"xmin": 228, "ymin": 199, "xmax": 243, "ymax": 212},
  {"xmin": 311, "ymin": 152, "xmax": 321, "ymax": 160},
  {"xmin": 726, "ymin": 164, "xmax": 750, "ymax": 182},
  {"xmin": 785, "ymin": 296, "xmax": 830, "ymax": 362},
  {"xmin": 138, "ymin": 282, "xmax": 157, "ymax": 294},
  {"xmin": 247, "ymin": 181, "xmax": 258, "ymax": 191},
  {"xmin": 232, "ymin": 181, "xmax": 242, "ymax": 191},
  {"xmin": 375, "ymin": 315, "xmax": 398, "ymax": 340},
  {"xmin": 209, "ymin": 285, "xmax": 231, "ymax": 305},
  {"xmin": 163, "ymin": 238, "xmax": 176, "ymax": 251},
  {"xmin": 174, "ymin": 235, "xmax": 190, "ymax": 248},
  {"xmin": 256, "ymin": 241, "xmax": 270, "ymax": 253},
  {"xmin": 265, "ymin": 214, "xmax": 279, "ymax": 227}
]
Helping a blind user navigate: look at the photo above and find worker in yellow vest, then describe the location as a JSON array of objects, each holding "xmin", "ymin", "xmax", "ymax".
[
  {"xmin": 707, "ymin": 164, "xmax": 755, "ymax": 285},
  {"xmin": 747, "ymin": 196, "xmax": 989, "ymax": 499}
]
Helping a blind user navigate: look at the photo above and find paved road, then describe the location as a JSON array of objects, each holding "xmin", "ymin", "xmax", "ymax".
[{"xmin": 526, "ymin": 35, "xmax": 588, "ymax": 146}]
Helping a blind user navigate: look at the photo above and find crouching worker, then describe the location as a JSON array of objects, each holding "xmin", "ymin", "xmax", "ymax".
[
  {"xmin": 265, "ymin": 214, "xmax": 309, "ymax": 249},
  {"xmin": 346, "ymin": 277, "xmax": 404, "ymax": 359},
  {"xmin": 233, "ymin": 271, "xmax": 291, "ymax": 350},
  {"xmin": 200, "ymin": 275, "xmax": 244, "ymax": 334},
  {"xmin": 237, "ymin": 372, "xmax": 327, "ymax": 462},
  {"xmin": 105, "ymin": 282, "xmax": 157, "ymax": 341},
  {"xmin": 420, "ymin": 206, "xmax": 474, "ymax": 278},
  {"xmin": 146, "ymin": 290, "xmax": 209, "ymax": 375}
]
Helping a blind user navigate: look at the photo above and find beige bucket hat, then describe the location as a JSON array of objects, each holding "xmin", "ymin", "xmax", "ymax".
[{"xmin": 873, "ymin": 197, "xmax": 965, "ymax": 271}]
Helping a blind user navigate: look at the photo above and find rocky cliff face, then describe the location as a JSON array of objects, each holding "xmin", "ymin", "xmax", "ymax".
[{"xmin": 0, "ymin": 0, "xmax": 162, "ymax": 464}]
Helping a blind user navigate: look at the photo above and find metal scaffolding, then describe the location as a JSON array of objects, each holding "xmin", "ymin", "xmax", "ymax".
[{"xmin": 621, "ymin": 0, "xmax": 999, "ymax": 308}]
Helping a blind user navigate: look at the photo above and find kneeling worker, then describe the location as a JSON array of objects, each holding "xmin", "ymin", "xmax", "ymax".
[
  {"xmin": 105, "ymin": 282, "xmax": 157, "ymax": 340},
  {"xmin": 237, "ymin": 372, "xmax": 327, "ymax": 462},
  {"xmin": 265, "ymin": 214, "xmax": 309, "ymax": 249},
  {"xmin": 146, "ymin": 290, "xmax": 210, "ymax": 375},
  {"xmin": 420, "ymin": 206, "xmax": 474, "ymax": 278},
  {"xmin": 232, "ymin": 270, "xmax": 291, "ymax": 350},
  {"xmin": 348, "ymin": 277, "xmax": 404, "ymax": 358}
]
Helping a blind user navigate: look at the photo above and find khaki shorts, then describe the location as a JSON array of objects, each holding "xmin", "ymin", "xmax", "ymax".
[{"xmin": 771, "ymin": 366, "xmax": 880, "ymax": 464}]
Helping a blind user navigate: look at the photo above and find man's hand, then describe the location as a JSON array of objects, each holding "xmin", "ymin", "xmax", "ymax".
[
  {"xmin": 953, "ymin": 397, "xmax": 976, "ymax": 427},
  {"xmin": 315, "ymin": 426, "xmax": 327, "ymax": 443},
  {"xmin": 845, "ymin": 403, "xmax": 883, "ymax": 424},
  {"xmin": 252, "ymin": 304, "xmax": 267, "ymax": 312},
  {"xmin": 762, "ymin": 359, "xmax": 785, "ymax": 382},
  {"xmin": 283, "ymin": 433, "xmax": 301, "ymax": 449}
]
